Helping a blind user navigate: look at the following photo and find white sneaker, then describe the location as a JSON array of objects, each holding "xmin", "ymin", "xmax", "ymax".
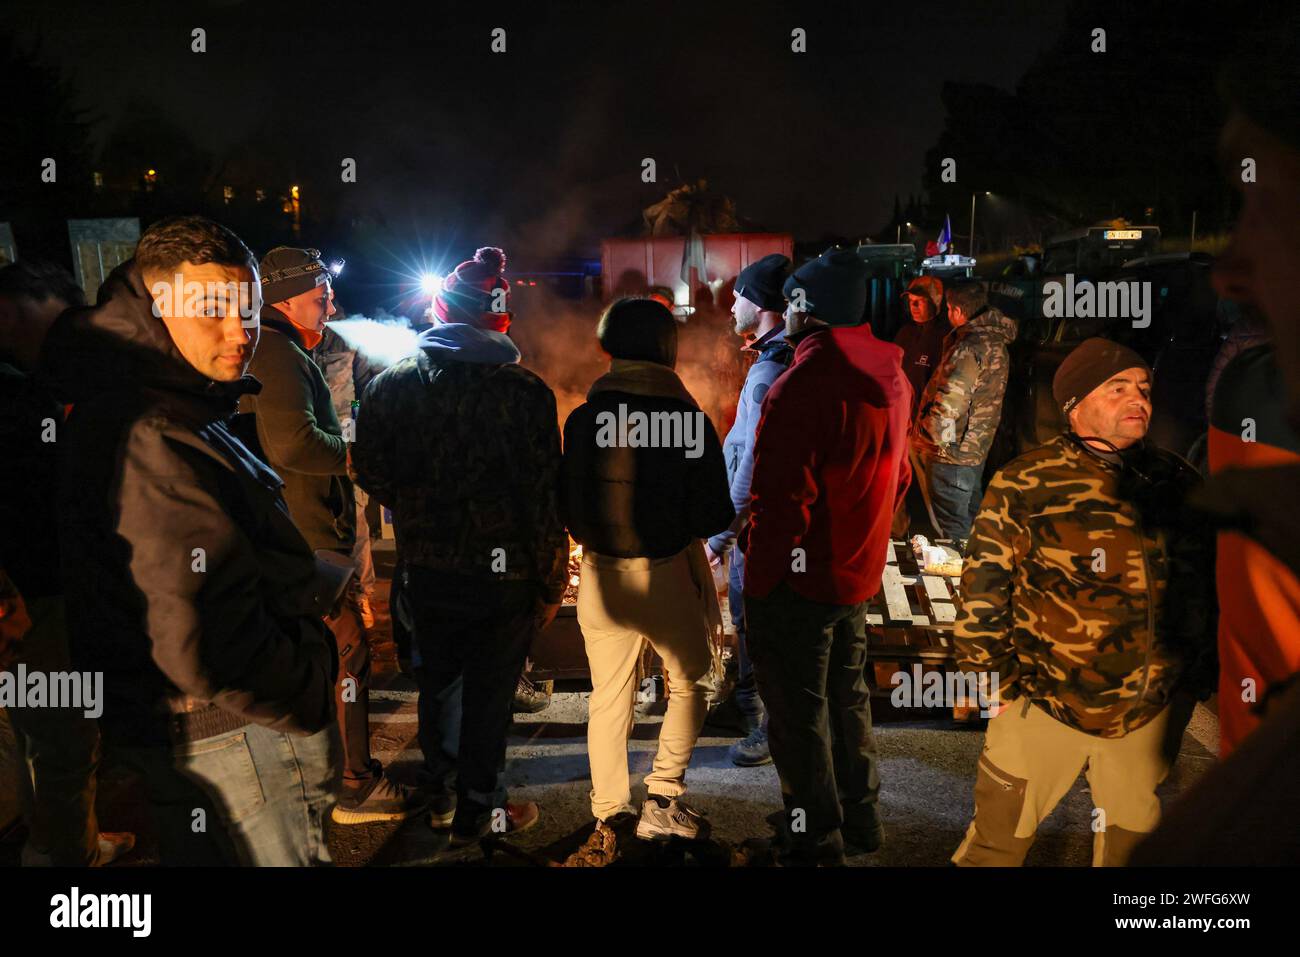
[
  {"xmin": 635, "ymin": 797, "xmax": 710, "ymax": 842},
  {"xmin": 96, "ymin": 832, "xmax": 136, "ymax": 865}
]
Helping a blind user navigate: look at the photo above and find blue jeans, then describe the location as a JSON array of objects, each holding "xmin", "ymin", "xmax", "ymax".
[
  {"xmin": 923, "ymin": 460, "xmax": 984, "ymax": 542},
  {"xmin": 728, "ymin": 550, "xmax": 765, "ymax": 729},
  {"xmin": 119, "ymin": 722, "xmax": 339, "ymax": 866}
]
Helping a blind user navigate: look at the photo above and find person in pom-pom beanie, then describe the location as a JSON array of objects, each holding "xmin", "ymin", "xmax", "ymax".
[
  {"xmin": 433, "ymin": 246, "xmax": 513, "ymax": 332},
  {"xmin": 353, "ymin": 243, "xmax": 566, "ymax": 844}
]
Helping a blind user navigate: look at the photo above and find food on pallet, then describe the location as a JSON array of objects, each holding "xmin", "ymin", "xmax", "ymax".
[{"xmin": 909, "ymin": 535, "xmax": 964, "ymax": 578}]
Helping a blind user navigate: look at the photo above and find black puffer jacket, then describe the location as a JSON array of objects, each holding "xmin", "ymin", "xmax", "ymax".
[
  {"xmin": 39, "ymin": 262, "xmax": 336, "ymax": 747},
  {"xmin": 561, "ymin": 389, "xmax": 733, "ymax": 559}
]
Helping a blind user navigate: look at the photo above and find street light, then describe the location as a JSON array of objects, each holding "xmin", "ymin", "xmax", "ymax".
[{"xmin": 969, "ymin": 192, "xmax": 991, "ymax": 256}]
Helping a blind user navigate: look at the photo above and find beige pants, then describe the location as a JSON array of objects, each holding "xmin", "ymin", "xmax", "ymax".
[
  {"xmin": 578, "ymin": 547, "xmax": 714, "ymax": 821},
  {"xmin": 952, "ymin": 699, "xmax": 1174, "ymax": 867}
]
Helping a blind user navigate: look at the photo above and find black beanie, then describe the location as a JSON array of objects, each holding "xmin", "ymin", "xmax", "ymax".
[
  {"xmin": 781, "ymin": 248, "xmax": 868, "ymax": 327},
  {"xmin": 597, "ymin": 297, "xmax": 678, "ymax": 367},
  {"xmin": 735, "ymin": 254, "xmax": 791, "ymax": 312},
  {"xmin": 260, "ymin": 246, "xmax": 330, "ymax": 303},
  {"xmin": 1053, "ymin": 337, "xmax": 1152, "ymax": 415}
]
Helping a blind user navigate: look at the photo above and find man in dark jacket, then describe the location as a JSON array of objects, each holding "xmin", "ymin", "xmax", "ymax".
[
  {"xmin": 354, "ymin": 246, "xmax": 564, "ymax": 844},
  {"xmin": 913, "ymin": 280, "xmax": 1017, "ymax": 545},
  {"xmin": 893, "ymin": 275, "xmax": 949, "ymax": 415},
  {"xmin": 560, "ymin": 297, "xmax": 734, "ymax": 865},
  {"xmin": 0, "ymin": 259, "xmax": 134, "ymax": 866},
  {"xmin": 708, "ymin": 254, "xmax": 793, "ymax": 767},
  {"xmin": 742, "ymin": 247, "xmax": 913, "ymax": 866},
  {"xmin": 240, "ymin": 247, "xmax": 420, "ymax": 825},
  {"xmin": 41, "ymin": 216, "xmax": 338, "ymax": 865}
]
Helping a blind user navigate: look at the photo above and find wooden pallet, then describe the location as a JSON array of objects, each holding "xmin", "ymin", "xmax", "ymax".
[{"xmin": 865, "ymin": 541, "xmax": 979, "ymax": 721}]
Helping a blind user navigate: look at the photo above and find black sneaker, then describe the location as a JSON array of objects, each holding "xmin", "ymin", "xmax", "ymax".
[{"xmin": 729, "ymin": 726, "xmax": 773, "ymax": 766}]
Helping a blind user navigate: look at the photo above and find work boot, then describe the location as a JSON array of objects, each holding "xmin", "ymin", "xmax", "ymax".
[
  {"xmin": 729, "ymin": 724, "xmax": 772, "ymax": 766},
  {"xmin": 332, "ymin": 770, "xmax": 427, "ymax": 825},
  {"xmin": 636, "ymin": 795, "xmax": 710, "ymax": 842},
  {"xmin": 512, "ymin": 674, "xmax": 551, "ymax": 714},
  {"xmin": 449, "ymin": 800, "xmax": 541, "ymax": 847},
  {"xmin": 561, "ymin": 812, "xmax": 638, "ymax": 867},
  {"xmin": 357, "ymin": 594, "xmax": 376, "ymax": 630}
]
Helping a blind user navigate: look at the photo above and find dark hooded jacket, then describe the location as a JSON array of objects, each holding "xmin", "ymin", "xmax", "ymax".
[
  {"xmin": 353, "ymin": 321, "xmax": 567, "ymax": 601},
  {"xmin": 563, "ymin": 361, "xmax": 733, "ymax": 560},
  {"xmin": 39, "ymin": 261, "xmax": 336, "ymax": 747}
]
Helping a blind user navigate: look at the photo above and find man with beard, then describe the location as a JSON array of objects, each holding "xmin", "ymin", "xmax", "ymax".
[{"xmin": 706, "ymin": 254, "xmax": 792, "ymax": 766}]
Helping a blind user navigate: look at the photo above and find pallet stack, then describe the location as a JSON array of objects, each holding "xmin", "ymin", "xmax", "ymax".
[{"xmin": 865, "ymin": 540, "xmax": 980, "ymax": 720}]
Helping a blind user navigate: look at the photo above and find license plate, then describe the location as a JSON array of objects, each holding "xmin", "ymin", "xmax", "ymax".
[{"xmin": 1103, "ymin": 229, "xmax": 1143, "ymax": 240}]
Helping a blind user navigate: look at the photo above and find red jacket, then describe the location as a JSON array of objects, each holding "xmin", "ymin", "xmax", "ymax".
[{"xmin": 742, "ymin": 324, "xmax": 912, "ymax": 604}]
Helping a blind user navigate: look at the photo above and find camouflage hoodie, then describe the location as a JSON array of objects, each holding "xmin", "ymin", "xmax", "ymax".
[
  {"xmin": 955, "ymin": 433, "xmax": 1216, "ymax": 737},
  {"xmin": 914, "ymin": 305, "xmax": 1017, "ymax": 466}
]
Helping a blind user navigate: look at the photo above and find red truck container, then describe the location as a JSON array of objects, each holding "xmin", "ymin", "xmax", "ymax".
[{"xmin": 601, "ymin": 232, "xmax": 793, "ymax": 307}]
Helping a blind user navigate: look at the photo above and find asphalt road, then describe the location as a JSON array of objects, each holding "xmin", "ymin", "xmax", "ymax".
[{"xmin": 0, "ymin": 549, "xmax": 1219, "ymax": 867}]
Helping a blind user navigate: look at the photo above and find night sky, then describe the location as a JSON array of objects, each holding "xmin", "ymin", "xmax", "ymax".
[{"xmin": 2, "ymin": 0, "xmax": 1067, "ymax": 256}]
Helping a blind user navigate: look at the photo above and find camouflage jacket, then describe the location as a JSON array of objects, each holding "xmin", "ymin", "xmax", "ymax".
[
  {"xmin": 913, "ymin": 305, "xmax": 1017, "ymax": 466},
  {"xmin": 352, "ymin": 326, "xmax": 567, "ymax": 602},
  {"xmin": 954, "ymin": 433, "xmax": 1216, "ymax": 737},
  {"xmin": 312, "ymin": 324, "xmax": 383, "ymax": 430}
]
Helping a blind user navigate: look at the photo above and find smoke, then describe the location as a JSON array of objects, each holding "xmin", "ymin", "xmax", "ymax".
[
  {"xmin": 510, "ymin": 286, "xmax": 748, "ymax": 435},
  {"xmin": 324, "ymin": 291, "xmax": 749, "ymax": 437},
  {"xmin": 326, "ymin": 311, "xmax": 421, "ymax": 369}
]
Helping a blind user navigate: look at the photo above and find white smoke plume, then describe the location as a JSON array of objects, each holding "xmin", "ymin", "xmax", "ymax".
[{"xmin": 326, "ymin": 311, "xmax": 421, "ymax": 369}]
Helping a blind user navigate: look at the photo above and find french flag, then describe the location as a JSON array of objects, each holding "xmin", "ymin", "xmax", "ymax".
[{"xmin": 936, "ymin": 215, "xmax": 953, "ymax": 254}]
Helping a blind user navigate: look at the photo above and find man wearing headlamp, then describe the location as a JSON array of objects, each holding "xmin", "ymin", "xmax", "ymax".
[{"xmin": 240, "ymin": 246, "xmax": 425, "ymax": 825}]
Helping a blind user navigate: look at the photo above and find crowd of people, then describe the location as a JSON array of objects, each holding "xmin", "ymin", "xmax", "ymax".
[{"xmin": 0, "ymin": 36, "xmax": 1297, "ymax": 867}]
